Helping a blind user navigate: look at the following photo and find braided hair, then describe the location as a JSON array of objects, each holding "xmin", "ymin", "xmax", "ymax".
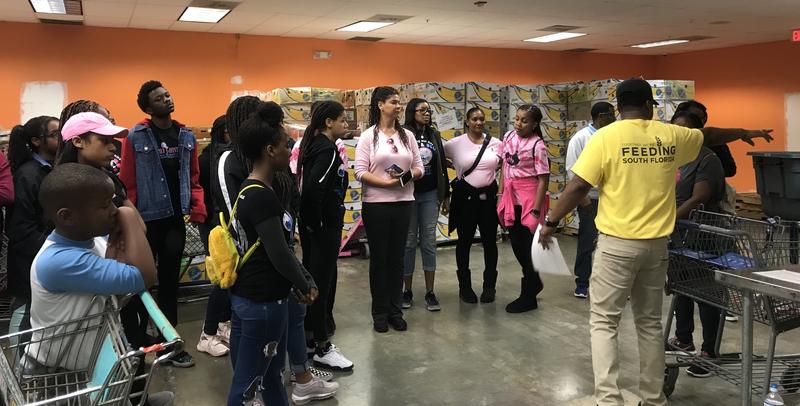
[
  {"xmin": 56, "ymin": 99, "xmax": 108, "ymax": 165},
  {"xmin": 296, "ymin": 100, "xmax": 345, "ymax": 181},
  {"xmin": 368, "ymin": 86, "xmax": 409, "ymax": 148},
  {"xmin": 516, "ymin": 104, "xmax": 544, "ymax": 139},
  {"xmin": 226, "ymin": 96, "xmax": 262, "ymax": 173}
]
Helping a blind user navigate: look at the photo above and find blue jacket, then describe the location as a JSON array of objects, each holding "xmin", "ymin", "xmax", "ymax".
[{"xmin": 119, "ymin": 119, "xmax": 206, "ymax": 223}]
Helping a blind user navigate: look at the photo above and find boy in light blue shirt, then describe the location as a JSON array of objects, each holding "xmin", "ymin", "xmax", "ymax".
[{"xmin": 24, "ymin": 163, "xmax": 170, "ymax": 405}]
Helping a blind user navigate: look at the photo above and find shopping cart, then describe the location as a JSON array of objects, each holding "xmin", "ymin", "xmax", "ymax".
[
  {"xmin": 663, "ymin": 210, "xmax": 800, "ymax": 399},
  {"xmin": 0, "ymin": 291, "xmax": 182, "ymax": 405},
  {"xmin": 0, "ymin": 232, "xmax": 11, "ymax": 325}
]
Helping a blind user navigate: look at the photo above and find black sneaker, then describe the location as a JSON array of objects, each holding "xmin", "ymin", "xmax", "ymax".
[
  {"xmin": 164, "ymin": 350, "xmax": 195, "ymax": 368},
  {"xmin": 686, "ymin": 351, "xmax": 713, "ymax": 378},
  {"xmin": 425, "ymin": 292, "xmax": 441, "ymax": 312},
  {"xmin": 388, "ymin": 317, "xmax": 407, "ymax": 331},
  {"xmin": 665, "ymin": 337, "xmax": 695, "ymax": 354},
  {"xmin": 686, "ymin": 364, "xmax": 712, "ymax": 378},
  {"xmin": 402, "ymin": 290, "xmax": 413, "ymax": 309},
  {"xmin": 373, "ymin": 319, "xmax": 389, "ymax": 333}
]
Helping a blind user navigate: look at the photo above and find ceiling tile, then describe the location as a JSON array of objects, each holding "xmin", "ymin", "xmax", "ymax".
[
  {"xmin": 2, "ymin": 0, "xmax": 799, "ymax": 55},
  {"xmin": 131, "ymin": 3, "xmax": 183, "ymax": 21},
  {"xmin": 172, "ymin": 21, "xmax": 215, "ymax": 32},
  {"xmin": 83, "ymin": 16, "xmax": 131, "ymax": 27},
  {"xmin": 128, "ymin": 20, "xmax": 174, "ymax": 30}
]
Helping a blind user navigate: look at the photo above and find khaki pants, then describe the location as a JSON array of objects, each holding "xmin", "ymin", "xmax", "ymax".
[{"xmin": 590, "ymin": 234, "xmax": 669, "ymax": 406}]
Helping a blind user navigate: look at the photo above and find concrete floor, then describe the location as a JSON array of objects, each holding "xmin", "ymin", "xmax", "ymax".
[{"xmin": 150, "ymin": 236, "xmax": 800, "ymax": 406}]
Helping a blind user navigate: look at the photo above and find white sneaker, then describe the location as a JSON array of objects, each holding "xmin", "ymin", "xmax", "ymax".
[
  {"xmin": 313, "ymin": 344, "xmax": 353, "ymax": 371},
  {"xmin": 217, "ymin": 321, "xmax": 231, "ymax": 343},
  {"xmin": 291, "ymin": 376, "xmax": 338, "ymax": 405},
  {"xmin": 726, "ymin": 314, "xmax": 739, "ymax": 322},
  {"xmin": 196, "ymin": 332, "xmax": 229, "ymax": 357}
]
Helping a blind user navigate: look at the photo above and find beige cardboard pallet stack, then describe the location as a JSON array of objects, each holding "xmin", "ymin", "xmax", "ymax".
[{"xmin": 231, "ymin": 79, "xmax": 696, "ymax": 246}]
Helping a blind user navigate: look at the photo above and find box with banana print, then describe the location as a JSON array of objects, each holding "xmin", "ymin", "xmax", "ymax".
[
  {"xmin": 466, "ymin": 82, "xmax": 504, "ymax": 104},
  {"xmin": 412, "ymin": 82, "xmax": 466, "ymax": 103}
]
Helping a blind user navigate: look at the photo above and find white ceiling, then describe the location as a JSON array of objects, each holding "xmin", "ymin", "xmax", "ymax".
[{"xmin": 1, "ymin": 0, "xmax": 799, "ymax": 54}]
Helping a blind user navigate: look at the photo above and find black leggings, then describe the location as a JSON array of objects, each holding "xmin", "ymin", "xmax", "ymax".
[
  {"xmin": 301, "ymin": 226, "xmax": 341, "ymax": 344},
  {"xmin": 145, "ymin": 215, "xmax": 186, "ymax": 326},
  {"xmin": 362, "ymin": 202, "xmax": 412, "ymax": 323},
  {"xmin": 675, "ymin": 294, "xmax": 722, "ymax": 356},
  {"xmin": 454, "ymin": 194, "xmax": 498, "ymax": 285},
  {"xmin": 508, "ymin": 205, "xmax": 543, "ymax": 293},
  {"xmin": 199, "ymin": 215, "xmax": 231, "ymax": 336}
]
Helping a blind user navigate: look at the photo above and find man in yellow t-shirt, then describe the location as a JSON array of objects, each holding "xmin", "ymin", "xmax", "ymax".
[{"xmin": 538, "ymin": 78, "xmax": 772, "ymax": 406}]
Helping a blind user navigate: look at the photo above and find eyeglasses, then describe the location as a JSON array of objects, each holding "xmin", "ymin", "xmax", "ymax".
[
  {"xmin": 386, "ymin": 138, "xmax": 398, "ymax": 154},
  {"xmin": 415, "ymin": 108, "xmax": 432, "ymax": 114}
]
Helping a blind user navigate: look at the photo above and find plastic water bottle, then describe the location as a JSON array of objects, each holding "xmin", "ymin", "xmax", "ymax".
[{"xmin": 764, "ymin": 383, "xmax": 784, "ymax": 406}]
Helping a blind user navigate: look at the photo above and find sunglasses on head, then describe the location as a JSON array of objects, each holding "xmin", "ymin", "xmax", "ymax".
[{"xmin": 386, "ymin": 138, "xmax": 398, "ymax": 154}]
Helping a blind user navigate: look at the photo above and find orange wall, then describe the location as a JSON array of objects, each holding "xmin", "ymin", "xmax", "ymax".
[
  {"xmin": 1, "ymin": 21, "xmax": 797, "ymax": 191},
  {"xmin": 655, "ymin": 41, "xmax": 800, "ymax": 192},
  {"xmin": 0, "ymin": 22, "xmax": 655, "ymax": 130}
]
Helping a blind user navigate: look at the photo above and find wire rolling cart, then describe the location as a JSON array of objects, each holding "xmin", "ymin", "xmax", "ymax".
[
  {"xmin": 0, "ymin": 291, "xmax": 182, "ymax": 406},
  {"xmin": 0, "ymin": 229, "xmax": 12, "ymax": 326},
  {"xmin": 663, "ymin": 210, "xmax": 800, "ymax": 399}
]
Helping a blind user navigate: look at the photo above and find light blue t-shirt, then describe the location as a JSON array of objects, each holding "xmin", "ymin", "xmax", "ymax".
[{"xmin": 26, "ymin": 231, "xmax": 144, "ymax": 370}]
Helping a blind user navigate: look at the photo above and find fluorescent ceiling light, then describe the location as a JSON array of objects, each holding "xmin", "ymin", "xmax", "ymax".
[
  {"xmin": 337, "ymin": 21, "xmax": 394, "ymax": 32},
  {"xmin": 524, "ymin": 32, "xmax": 587, "ymax": 43},
  {"xmin": 631, "ymin": 39, "xmax": 689, "ymax": 48},
  {"xmin": 30, "ymin": 0, "xmax": 66, "ymax": 14},
  {"xmin": 179, "ymin": 6, "xmax": 230, "ymax": 23}
]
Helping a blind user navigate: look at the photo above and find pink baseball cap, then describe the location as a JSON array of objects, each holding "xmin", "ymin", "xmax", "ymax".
[{"xmin": 61, "ymin": 112, "xmax": 128, "ymax": 141}]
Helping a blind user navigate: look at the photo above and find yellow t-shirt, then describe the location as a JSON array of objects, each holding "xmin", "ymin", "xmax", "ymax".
[{"xmin": 570, "ymin": 119, "xmax": 704, "ymax": 239}]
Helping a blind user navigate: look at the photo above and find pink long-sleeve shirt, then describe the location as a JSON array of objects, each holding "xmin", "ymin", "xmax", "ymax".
[
  {"xmin": 0, "ymin": 153, "xmax": 14, "ymax": 207},
  {"xmin": 354, "ymin": 126, "xmax": 423, "ymax": 203}
]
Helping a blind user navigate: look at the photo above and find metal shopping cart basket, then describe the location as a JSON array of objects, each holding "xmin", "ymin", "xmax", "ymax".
[
  {"xmin": 663, "ymin": 210, "xmax": 800, "ymax": 398},
  {"xmin": 0, "ymin": 291, "xmax": 182, "ymax": 405}
]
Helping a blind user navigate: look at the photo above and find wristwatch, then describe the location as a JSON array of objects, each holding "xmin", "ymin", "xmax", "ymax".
[{"xmin": 544, "ymin": 215, "xmax": 559, "ymax": 228}]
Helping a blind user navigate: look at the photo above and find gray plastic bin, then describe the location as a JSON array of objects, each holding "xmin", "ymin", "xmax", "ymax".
[{"xmin": 748, "ymin": 151, "xmax": 800, "ymax": 220}]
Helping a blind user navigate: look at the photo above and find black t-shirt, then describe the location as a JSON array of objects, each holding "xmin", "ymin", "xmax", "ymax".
[
  {"xmin": 676, "ymin": 147, "xmax": 725, "ymax": 213},
  {"xmin": 230, "ymin": 179, "xmax": 294, "ymax": 302},
  {"xmin": 150, "ymin": 123, "xmax": 181, "ymax": 211},
  {"xmin": 106, "ymin": 169, "xmax": 128, "ymax": 208},
  {"xmin": 413, "ymin": 127, "xmax": 438, "ymax": 194}
]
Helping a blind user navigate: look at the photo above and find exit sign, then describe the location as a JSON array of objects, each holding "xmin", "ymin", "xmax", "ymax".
[{"xmin": 794, "ymin": 29, "xmax": 800, "ymax": 42}]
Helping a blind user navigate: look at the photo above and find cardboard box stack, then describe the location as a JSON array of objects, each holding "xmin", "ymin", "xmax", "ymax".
[
  {"xmin": 466, "ymin": 82, "xmax": 504, "ymax": 138},
  {"xmin": 647, "ymin": 80, "xmax": 696, "ymax": 122}
]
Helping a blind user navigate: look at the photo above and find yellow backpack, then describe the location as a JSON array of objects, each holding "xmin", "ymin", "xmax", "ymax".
[{"xmin": 206, "ymin": 184, "xmax": 263, "ymax": 288}]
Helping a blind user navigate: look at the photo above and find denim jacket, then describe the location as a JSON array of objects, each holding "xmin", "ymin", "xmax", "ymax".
[{"xmin": 119, "ymin": 120, "xmax": 206, "ymax": 223}]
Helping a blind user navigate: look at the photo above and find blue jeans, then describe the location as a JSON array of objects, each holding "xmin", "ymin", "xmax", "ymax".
[
  {"xmin": 404, "ymin": 190, "xmax": 439, "ymax": 277},
  {"xmin": 287, "ymin": 295, "xmax": 310, "ymax": 374},
  {"xmin": 575, "ymin": 199, "xmax": 599, "ymax": 288},
  {"xmin": 228, "ymin": 294, "xmax": 289, "ymax": 406}
]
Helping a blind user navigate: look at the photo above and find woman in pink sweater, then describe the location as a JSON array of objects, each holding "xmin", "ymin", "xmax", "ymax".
[{"xmin": 354, "ymin": 87, "xmax": 423, "ymax": 333}]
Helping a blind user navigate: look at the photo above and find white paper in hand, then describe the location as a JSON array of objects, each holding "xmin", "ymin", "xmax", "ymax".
[{"xmin": 531, "ymin": 225, "xmax": 572, "ymax": 276}]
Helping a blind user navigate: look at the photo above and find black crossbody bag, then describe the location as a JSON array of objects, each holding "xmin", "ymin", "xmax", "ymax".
[{"xmin": 448, "ymin": 136, "xmax": 493, "ymax": 235}]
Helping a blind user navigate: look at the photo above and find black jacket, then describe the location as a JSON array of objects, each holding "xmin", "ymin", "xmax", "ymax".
[
  {"xmin": 299, "ymin": 136, "xmax": 348, "ymax": 232},
  {"xmin": 404, "ymin": 124, "xmax": 450, "ymax": 203},
  {"xmin": 7, "ymin": 158, "xmax": 52, "ymax": 292}
]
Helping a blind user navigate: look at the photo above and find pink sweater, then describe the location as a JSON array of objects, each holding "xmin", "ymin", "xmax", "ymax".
[{"xmin": 355, "ymin": 126, "xmax": 423, "ymax": 203}]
